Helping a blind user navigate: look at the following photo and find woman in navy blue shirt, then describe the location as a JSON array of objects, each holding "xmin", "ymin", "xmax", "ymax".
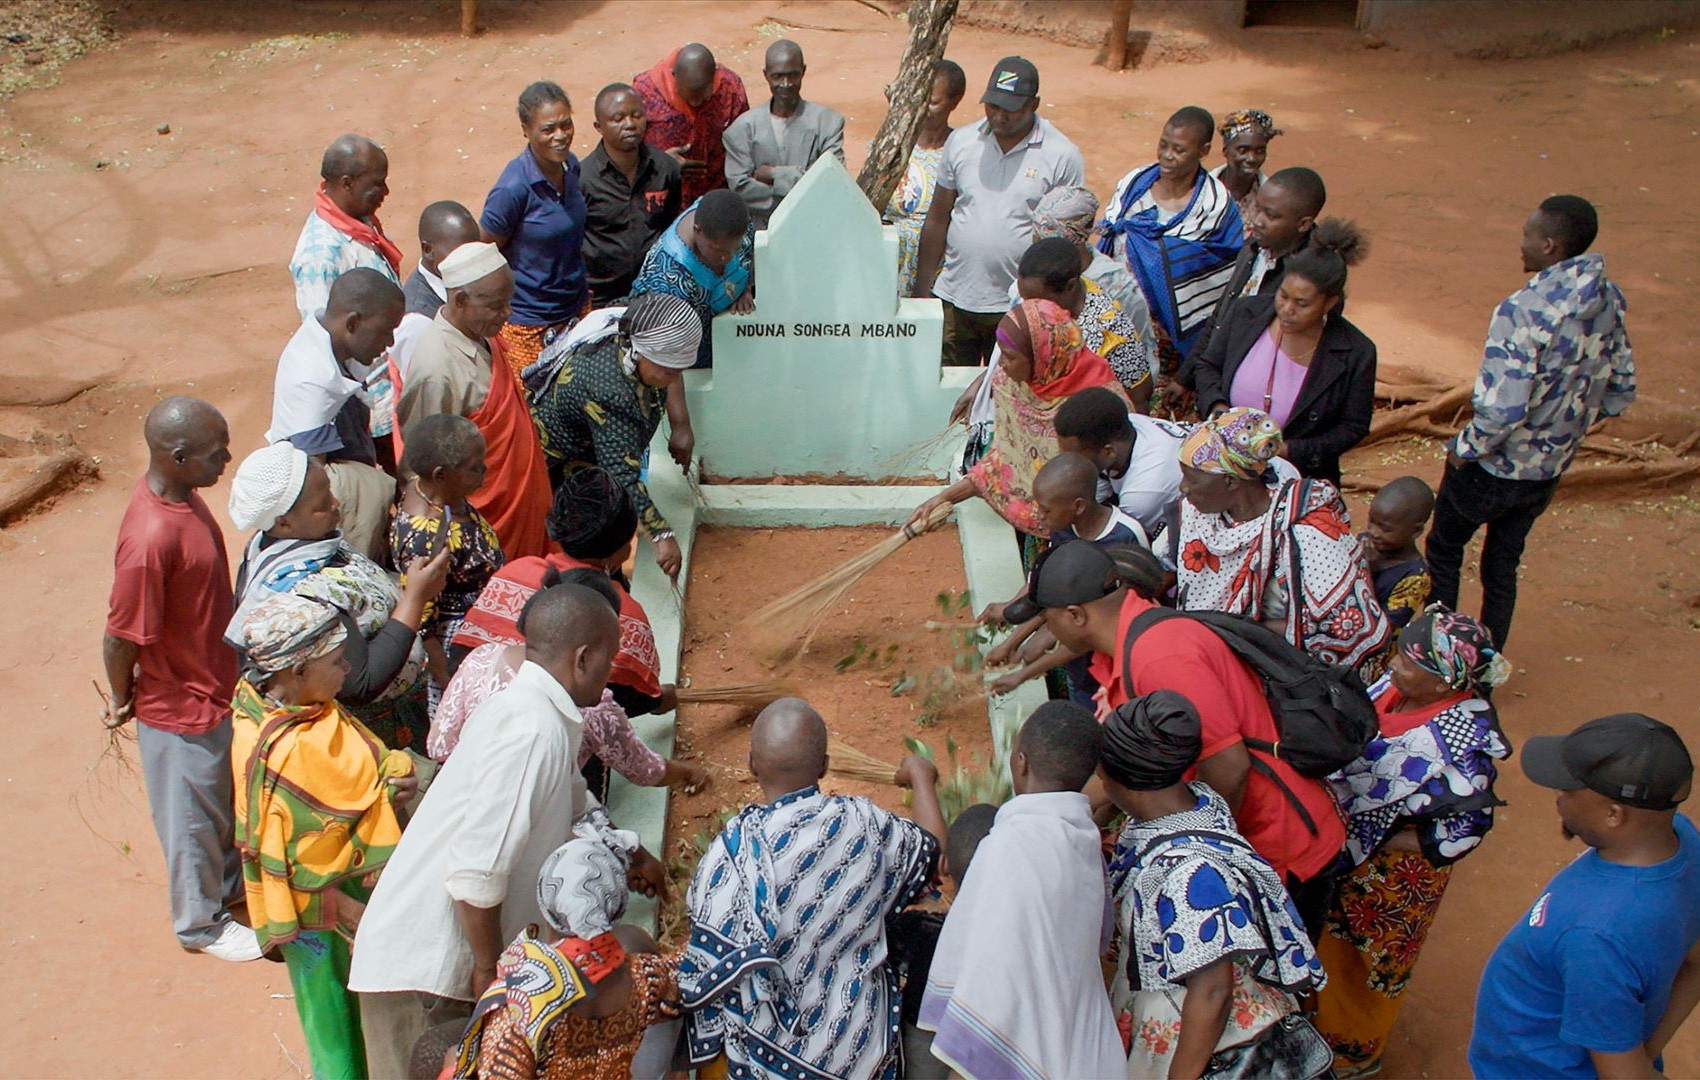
[{"xmin": 481, "ymin": 80, "xmax": 590, "ymax": 378}]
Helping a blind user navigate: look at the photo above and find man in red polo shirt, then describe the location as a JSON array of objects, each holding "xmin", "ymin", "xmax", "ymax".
[
  {"xmin": 102, "ymin": 397, "xmax": 259, "ymax": 962},
  {"xmin": 1010, "ymin": 541, "xmax": 1344, "ymax": 934}
]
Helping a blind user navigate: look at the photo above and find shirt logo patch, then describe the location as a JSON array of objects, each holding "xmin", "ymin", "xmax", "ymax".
[
  {"xmin": 1024, "ymin": 168, "xmax": 1037, "ymax": 179},
  {"xmin": 643, "ymin": 190, "xmax": 669, "ymax": 211},
  {"xmin": 1528, "ymin": 893, "xmax": 1550, "ymax": 927},
  {"xmin": 995, "ymin": 70, "xmax": 1020, "ymax": 92}
]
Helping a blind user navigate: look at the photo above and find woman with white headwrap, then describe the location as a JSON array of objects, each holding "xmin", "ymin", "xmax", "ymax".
[
  {"xmin": 452, "ymin": 824, "xmax": 684, "ymax": 1079},
  {"xmin": 527, "ymin": 290, "xmax": 705, "ymax": 582},
  {"xmin": 1031, "ymin": 184, "xmax": 1157, "ymax": 358},
  {"xmin": 231, "ymin": 591, "xmax": 418, "ymax": 1079},
  {"xmin": 226, "ymin": 441, "xmax": 450, "ymax": 751}
]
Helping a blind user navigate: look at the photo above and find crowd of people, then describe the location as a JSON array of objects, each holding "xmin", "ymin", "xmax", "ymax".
[{"xmin": 95, "ymin": 34, "xmax": 1695, "ymax": 1080}]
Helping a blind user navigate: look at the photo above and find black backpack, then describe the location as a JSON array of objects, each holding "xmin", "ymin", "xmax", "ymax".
[{"xmin": 1120, "ymin": 606, "xmax": 1377, "ymax": 832}]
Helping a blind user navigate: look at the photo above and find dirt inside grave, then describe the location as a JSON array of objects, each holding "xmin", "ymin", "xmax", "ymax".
[{"xmin": 660, "ymin": 524, "xmax": 994, "ymax": 939}]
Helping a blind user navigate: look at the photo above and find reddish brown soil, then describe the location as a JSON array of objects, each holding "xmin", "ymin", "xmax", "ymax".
[
  {"xmin": 2, "ymin": 2, "xmax": 1698, "ymax": 1075},
  {"xmin": 662, "ymin": 525, "xmax": 988, "ymax": 940}
]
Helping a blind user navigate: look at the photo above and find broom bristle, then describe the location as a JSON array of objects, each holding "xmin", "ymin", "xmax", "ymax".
[
  {"xmin": 675, "ymin": 679, "xmax": 795, "ymax": 706},
  {"xmin": 741, "ymin": 506, "xmax": 952, "ymax": 665},
  {"xmin": 827, "ymin": 740, "xmax": 899, "ymax": 784}
]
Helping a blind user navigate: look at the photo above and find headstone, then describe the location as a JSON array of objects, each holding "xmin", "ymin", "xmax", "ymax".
[{"xmin": 683, "ymin": 155, "xmax": 973, "ymax": 480}]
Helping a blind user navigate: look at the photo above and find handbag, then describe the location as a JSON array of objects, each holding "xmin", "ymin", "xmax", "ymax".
[{"xmin": 1203, "ymin": 1012, "xmax": 1335, "ymax": 1080}]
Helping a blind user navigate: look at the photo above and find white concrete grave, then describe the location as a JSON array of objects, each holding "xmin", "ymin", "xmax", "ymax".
[{"xmin": 683, "ymin": 155, "xmax": 975, "ymax": 480}]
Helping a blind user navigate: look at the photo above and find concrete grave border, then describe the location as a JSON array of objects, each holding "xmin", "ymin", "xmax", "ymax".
[{"xmin": 609, "ymin": 435, "xmax": 1045, "ymax": 929}]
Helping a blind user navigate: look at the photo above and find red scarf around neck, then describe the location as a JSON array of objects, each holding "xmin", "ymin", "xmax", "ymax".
[{"xmin": 313, "ymin": 184, "xmax": 403, "ymax": 275}]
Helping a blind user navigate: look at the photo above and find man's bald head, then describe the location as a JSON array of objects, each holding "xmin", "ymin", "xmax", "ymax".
[
  {"xmin": 524, "ymin": 583, "xmax": 619, "ymax": 661},
  {"xmin": 143, "ymin": 396, "xmax": 224, "ymax": 455},
  {"xmin": 765, "ymin": 39, "xmax": 803, "ymax": 68},
  {"xmin": 320, "ymin": 134, "xmax": 384, "ymax": 182},
  {"xmin": 325, "ymin": 267, "xmax": 404, "ymax": 320},
  {"xmin": 418, "ymin": 200, "xmax": 480, "ymax": 250},
  {"xmin": 674, "ymin": 43, "xmax": 718, "ymax": 104},
  {"xmin": 750, "ymin": 697, "xmax": 829, "ymax": 791},
  {"xmin": 143, "ymin": 396, "xmax": 230, "ymax": 490}
]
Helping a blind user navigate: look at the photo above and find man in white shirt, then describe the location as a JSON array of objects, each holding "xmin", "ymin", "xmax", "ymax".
[
  {"xmin": 348, "ymin": 583, "xmax": 665, "ymax": 1079},
  {"xmin": 266, "ymin": 267, "xmax": 402, "ymax": 559},
  {"xmin": 1053, "ymin": 386, "xmax": 1187, "ymax": 562}
]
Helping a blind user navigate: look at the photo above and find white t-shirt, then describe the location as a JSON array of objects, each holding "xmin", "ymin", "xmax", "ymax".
[
  {"xmin": 348, "ymin": 661, "xmax": 595, "ymax": 1000},
  {"xmin": 1099, "ymin": 413, "xmax": 1188, "ymax": 544},
  {"xmin": 265, "ymin": 317, "xmax": 368, "ymax": 455}
]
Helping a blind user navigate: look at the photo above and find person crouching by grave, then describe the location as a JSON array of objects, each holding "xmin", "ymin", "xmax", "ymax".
[
  {"xmin": 103, "ymin": 397, "xmax": 257, "ymax": 962},
  {"xmin": 583, "ymin": 83, "xmax": 684, "ymax": 307},
  {"xmin": 529, "ymin": 294, "xmax": 703, "ymax": 582},
  {"xmin": 1356, "ymin": 476, "xmax": 1435, "ymax": 683},
  {"xmin": 1054, "ymin": 385, "xmax": 1188, "ymax": 560},
  {"xmin": 394, "ymin": 241, "xmax": 555, "ymax": 560},
  {"xmin": 267, "ymin": 266, "xmax": 405, "ymax": 561},
  {"xmin": 231, "ymin": 592, "xmax": 417, "ymax": 1080},
  {"xmin": 981, "ymin": 451, "xmax": 1150, "ymax": 707},
  {"xmin": 906, "ymin": 298, "xmax": 1128, "ymax": 559},
  {"xmin": 348, "ymin": 583, "xmax": 667, "ymax": 1080},
  {"xmin": 722, "ymin": 39, "xmax": 846, "ymax": 229},
  {"xmin": 452, "ymin": 468, "xmax": 672, "ymax": 727},
  {"xmin": 1175, "ymin": 407, "xmax": 1391, "ymax": 669},
  {"xmin": 678, "ymin": 698, "xmax": 946, "ymax": 1078},
  {"xmin": 454, "ymin": 827, "xmax": 685, "ymax": 1080},
  {"xmin": 631, "ymin": 186, "xmax": 755, "ymax": 369},
  {"xmin": 955, "ymin": 239, "xmax": 1152, "ymax": 469},
  {"xmin": 1469, "ymin": 714, "xmax": 1700, "ymax": 1080},
  {"xmin": 391, "ymin": 414, "xmax": 505, "ymax": 717},
  {"xmin": 1314, "ymin": 608, "xmax": 1511, "ymax": 1078},
  {"xmin": 919, "ymin": 701, "xmax": 1125, "ymax": 1078},
  {"xmin": 1099, "ymin": 691, "xmax": 1332, "ymax": 1080},
  {"xmin": 481, "ymin": 81, "xmax": 591, "ymax": 379},
  {"xmin": 914, "ymin": 56, "xmax": 1086, "ymax": 368},
  {"xmin": 227, "ymin": 442, "xmax": 448, "ymax": 755},
  {"xmin": 432, "ymin": 568, "xmax": 707, "ymax": 799}
]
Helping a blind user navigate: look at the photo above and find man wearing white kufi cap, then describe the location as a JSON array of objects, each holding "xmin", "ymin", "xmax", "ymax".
[{"xmin": 396, "ymin": 241, "xmax": 554, "ymax": 559}]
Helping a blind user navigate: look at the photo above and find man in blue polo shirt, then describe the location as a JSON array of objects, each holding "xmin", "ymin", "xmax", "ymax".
[{"xmin": 1470, "ymin": 713, "xmax": 1700, "ymax": 1079}]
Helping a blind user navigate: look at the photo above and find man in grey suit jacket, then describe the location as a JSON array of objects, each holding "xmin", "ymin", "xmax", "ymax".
[{"xmin": 723, "ymin": 39, "xmax": 846, "ymax": 227}]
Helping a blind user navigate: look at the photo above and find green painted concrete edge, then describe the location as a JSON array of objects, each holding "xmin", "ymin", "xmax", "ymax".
[{"xmin": 608, "ymin": 437, "xmax": 1044, "ymax": 931}]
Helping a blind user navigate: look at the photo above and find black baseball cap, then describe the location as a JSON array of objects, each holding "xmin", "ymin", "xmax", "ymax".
[
  {"xmin": 1002, "ymin": 542, "xmax": 1119, "ymax": 625},
  {"xmin": 1521, "ymin": 713, "xmax": 1693, "ymax": 811},
  {"xmin": 980, "ymin": 56, "xmax": 1039, "ymax": 111}
]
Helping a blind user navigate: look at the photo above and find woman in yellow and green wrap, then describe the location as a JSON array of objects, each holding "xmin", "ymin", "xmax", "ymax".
[{"xmin": 232, "ymin": 591, "xmax": 417, "ymax": 1079}]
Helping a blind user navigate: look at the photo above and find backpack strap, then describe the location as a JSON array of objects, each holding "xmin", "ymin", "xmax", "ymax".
[{"xmin": 1243, "ymin": 750, "xmax": 1319, "ymax": 837}]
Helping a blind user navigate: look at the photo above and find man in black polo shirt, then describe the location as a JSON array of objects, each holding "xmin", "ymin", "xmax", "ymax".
[{"xmin": 583, "ymin": 82, "xmax": 684, "ymax": 306}]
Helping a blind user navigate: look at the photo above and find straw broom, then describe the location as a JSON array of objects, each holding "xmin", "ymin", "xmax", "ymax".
[
  {"xmin": 742, "ymin": 502, "xmax": 953, "ymax": 664},
  {"xmin": 674, "ymin": 678, "xmax": 797, "ymax": 708},
  {"xmin": 827, "ymin": 740, "xmax": 900, "ymax": 785}
]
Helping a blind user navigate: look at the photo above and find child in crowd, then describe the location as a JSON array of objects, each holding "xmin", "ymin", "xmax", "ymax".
[
  {"xmin": 453, "ymin": 825, "xmax": 683, "ymax": 1080},
  {"xmin": 1358, "ymin": 476, "xmax": 1435, "ymax": 680},
  {"xmin": 920, "ymin": 702, "xmax": 1126, "ymax": 1078},
  {"xmin": 232, "ymin": 592, "xmax": 417, "ymax": 1080},
  {"xmin": 982, "ymin": 452, "xmax": 1149, "ymax": 703},
  {"xmin": 889, "ymin": 803, "xmax": 999, "ymax": 1080},
  {"xmin": 392, "ymin": 414, "xmax": 505, "ymax": 711},
  {"xmin": 1099, "ymin": 690, "xmax": 1332, "ymax": 1079}
]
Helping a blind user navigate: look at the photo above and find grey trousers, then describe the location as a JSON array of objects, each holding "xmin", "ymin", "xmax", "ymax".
[
  {"xmin": 136, "ymin": 720, "xmax": 241, "ymax": 949},
  {"xmin": 358, "ymin": 990, "xmax": 473, "ymax": 1080}
]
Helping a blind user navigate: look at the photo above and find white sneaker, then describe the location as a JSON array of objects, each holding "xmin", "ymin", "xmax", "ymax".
[{"xmin": 196, "ymin": 920, "xmax": 263, "ymax": 962}]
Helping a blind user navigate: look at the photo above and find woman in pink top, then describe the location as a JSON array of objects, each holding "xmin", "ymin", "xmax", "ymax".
[
  {"xmin": 1191, "ymin": 219, "xmax": 1378, "ymax": 486},
  {"xmin": 430, "ymin": 570, "xmax": 708, "ymax": 795}
]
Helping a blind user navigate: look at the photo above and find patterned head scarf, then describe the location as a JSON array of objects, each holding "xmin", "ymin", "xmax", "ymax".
[
  {"xmin": 996, "ymin": 298, "xmax": 1085, "ymax": 387},
  {"xmin": 1178, "ymin": 407, "xmax": 1286, "ymax": 479},
  {"xmin": 1399, "ymin": 606, "xmax": 1511, "ymax": 692},
  {"xmin": 240, "ymin": 592, "xmax": 347, "ymax": 675},
  {"xmin": 536, "ymin": 821, "xmax": 641, "ymax": 983},
  {"xmin": 621, "ymin": 291, "xmax": 702, "ymax": 370},
  {"xmin": 1032, "ymin": 186, "xmax": 1101, "ymax": 246},
  {"xmin": 1219, "ymin": 108, "xmax": 1283, "ymax": 144}
]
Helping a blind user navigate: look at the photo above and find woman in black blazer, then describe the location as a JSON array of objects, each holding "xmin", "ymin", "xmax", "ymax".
[{"xmin": 1191, "ymin": 219, "xmax": 1376, "ymax": 485}]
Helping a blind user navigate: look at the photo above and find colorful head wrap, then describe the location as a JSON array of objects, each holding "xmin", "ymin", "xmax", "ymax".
[
  {"xmin": 996, "ymin": 298, "xmax": 1087, "ymax": 389},
  {"xmin": 240, "ymin": 592, "xmax": 347, "ymax": 675},
  {"xmin": 622, "ymin": 291, "xmax": 703, "ymax": 370},
  {"xmin": 1220, "ymin": 108, "xmax": 1283, "ymax": 144},
  {"xmin": 535, "ymin": 820, "xmax": 640, "ymax": 984},
  {"xmin": 1178, "ymin": 407, "xmax": 1286, "ymax": 479},
  {"xmin": 1032, "ymin": 185, "xmax": 1101, "ymax": 246},
  {"xmin": 1399, "ymin": 606, "xmax": 1511, "ymax": 692}
]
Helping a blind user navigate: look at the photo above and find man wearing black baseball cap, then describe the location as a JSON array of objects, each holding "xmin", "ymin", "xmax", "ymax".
[
  {"xmin": 913, "ymin": 56, "xmax": 1084, "ymax": 368},
  {"xmin": 1013, "ymin": 541, "xmax": 1345, "ymax": 936},
  {"xmin": 1470, "ymin": 714, "xmax": 1700, "ymax": 1079}
]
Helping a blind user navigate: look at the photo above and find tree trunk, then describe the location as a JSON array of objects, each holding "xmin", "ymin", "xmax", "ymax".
[
  {"xmin": 1105, "ymin": 0, "xmax": 1134, "ymax": 70},
  {"xmin": 460, "ymin": 0, "xmax": 478, "ymax": 37},
  {"xmin": 856, "ymin": 0, "xmax": 959, "ymax": 213}
]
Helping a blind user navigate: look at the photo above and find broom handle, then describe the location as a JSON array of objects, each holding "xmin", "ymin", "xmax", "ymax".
[{"xmin": 900, "ymin": 502, "xmax": 954, "ymax": 541}]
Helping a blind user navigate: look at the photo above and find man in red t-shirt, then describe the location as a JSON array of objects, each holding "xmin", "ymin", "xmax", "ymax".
[
  {"xmin": 102, "ymin": 397, "xmax": 259, "ymax": 962},
  {"xmin": 1010, "ymin": 541, "xmax": 1345, "ymax": 934}
]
